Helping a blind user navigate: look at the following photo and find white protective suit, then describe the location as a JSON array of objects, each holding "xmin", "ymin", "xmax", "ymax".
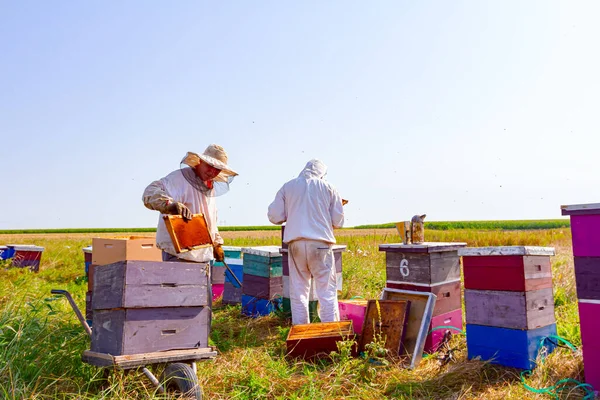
[
  {"xmin": 267, "ymin": 159, "xmax": 345, "ymax": 324},
  {"xmin": 142, "ymin": 168, "xmax": 223, "ymax": 262}
]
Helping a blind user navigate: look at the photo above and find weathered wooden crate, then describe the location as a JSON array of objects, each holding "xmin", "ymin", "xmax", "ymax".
[
  {"xmin": 380, "ymin": 242, "xmax": 466, "ymax": 285},
  {"xmin": 465, "ymin": 288, "xmax": 555, "ymax": 330},
  {"xmin": 578, "ymin": 301, "xmax": 600, "ymax": 390},
  {"xmin": 424, "ymin": 308, "xmax": 463, "ymax": 353},
  {"xmin": 386, "ymin": 279, "xmax": 461, "ymax": 316},
  {"xmin": 466, "ymin": 323, "xmax": 557, "ymax": 370},
  {"xmin": 359, "ymin": 300, "xmax": 410, "ymax": 357},
  {"xmin": 91, "ymin": 306, "xmax": 210, "ymax": 355},
  {"xmin": 92, "ymin": 236, "xmax": 162, "ymax": 266},
  {"xmin": 286, "ymin": 321, "xmax": 355, "ymax": 359},
  {"xmin": 242, "ymin": 246, "xmax": 283, "ymax": 278},
  {"xmin": 574, "ymin": 257, "xmax": 600, "ymax": 300},
  {"xmin": 92, "ymin": 260, "xmax": 209, "ymax": 310},
  {"xmin": 242, "ymin": 274, "xmax": 283, "ymax": 299},
  {"xmin": 459, "ymin": 246, "xmax": 555, "ymax": 292}
]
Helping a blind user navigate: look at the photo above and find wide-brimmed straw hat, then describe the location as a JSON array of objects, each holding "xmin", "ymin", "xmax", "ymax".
[{"xmin": 181, "ymin": 144, "xmax": 238, "ymax": 180}]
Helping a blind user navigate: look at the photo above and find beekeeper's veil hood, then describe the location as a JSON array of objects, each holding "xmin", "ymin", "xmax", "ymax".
[
  {"xmin": 299, "ymin": 159, "xmax": 327, "ymax": 179},
  {"xmin": 180, "ymin": 144, "xmax": 238, "ymax": 196}
]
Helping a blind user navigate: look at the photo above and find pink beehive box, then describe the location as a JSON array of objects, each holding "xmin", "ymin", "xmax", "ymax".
[{"xmin": 338, "ymin": 299, "xmax": 368, "ymax": 335}]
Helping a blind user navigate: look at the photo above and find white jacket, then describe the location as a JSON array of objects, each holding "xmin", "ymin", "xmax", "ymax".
[
  {"xmin": 267, "ymin": 160, "xmax": 344, "ymax": 244},
  {"xmin": 142, "ymin": 168, "xmax": 223, "ymax": 262}
]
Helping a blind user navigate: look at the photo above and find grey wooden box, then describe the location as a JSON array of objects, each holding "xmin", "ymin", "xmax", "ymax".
[
  {"xmin": 90, "ymin": 260, "xmax": 211, "ymax": 355},
  {"xmin": 91, "ymin": 306, "xmax": 210, "ymax": 355},
  {"xmin": 379, "ymin": 243, "xmax": 466, "ymax": 285},
  {"xmin": 465, "ymin": 288, "xmax": 555, "ymax": 330},
  {"xmin": 92, "ymin": 260, "xmax": 209, "ymax": 310}
]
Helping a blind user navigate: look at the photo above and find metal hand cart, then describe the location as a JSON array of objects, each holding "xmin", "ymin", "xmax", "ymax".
[{"xmin": 51, "ymin": 289, "xmax": 216, "ymax": 399}]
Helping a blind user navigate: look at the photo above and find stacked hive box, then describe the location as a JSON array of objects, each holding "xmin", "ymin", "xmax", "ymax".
[
  {"xmin": 221, "ymin": 246, "xmax": 244, "ymax": 305},
  {"xmin": 91, "ymin": 260, "xmax": 211, "ymax": 355},
  {"xmin": 241, "ymin": 246, "xmax": 283, "ymax": 317},
  {"xmin": 279, "ymin": 245, "xmax": 347, "ymax": 322},
  {"xmin": 9, "ymin": 244, "xmax": 45, "ymax": 272},
  {"xmin": 0, "ymin": 245, "xmax": 9, "ymax": 260},
  {"xmin": 562, "ymin": 203, "xmax": 600, "ymax": 389},
  {"xmin": 379, "ymin": 242, "xmax": 466, "ymax": 353},
  {"xmin": 87, "ymin": 237, "xmax": 163, "ymax": 329},
  {"xmin": 459, "ymin": 246, "xmax": 557, "ymax": 369}
]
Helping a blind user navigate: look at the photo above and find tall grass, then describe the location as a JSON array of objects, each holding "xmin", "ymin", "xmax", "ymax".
[{"xmin": 0, "ymin": 228, "xmax": 588, "ymax": 399}]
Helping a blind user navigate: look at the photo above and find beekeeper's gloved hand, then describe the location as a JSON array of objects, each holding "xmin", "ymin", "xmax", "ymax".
[
  {"xmin": 213, "ymin": 244, "xmax": 225, "ymax": 262},
  {"xmin": 167, "ymin": 201, "xmax": 192, "ymax": 221}
]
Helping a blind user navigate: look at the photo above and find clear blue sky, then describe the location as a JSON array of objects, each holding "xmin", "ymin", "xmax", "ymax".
[{"xmin": 1, "ymin": 1, "xmax": 598, "ymax": 229}]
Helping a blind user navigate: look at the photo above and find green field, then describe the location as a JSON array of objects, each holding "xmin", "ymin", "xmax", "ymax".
[{"xmin": 0, "ymin": 227, "xmax": 591, "ymax": 399}]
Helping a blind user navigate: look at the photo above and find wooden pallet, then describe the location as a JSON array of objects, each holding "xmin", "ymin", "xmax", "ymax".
[{"xmin": 82, "ymin": 347, "xmax": 217, "ymax": 369}]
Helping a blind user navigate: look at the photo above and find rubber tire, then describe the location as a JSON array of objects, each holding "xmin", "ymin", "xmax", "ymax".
[{"xmin": 161, "ymin": 362, "xmax": 202, "ymax": 399}]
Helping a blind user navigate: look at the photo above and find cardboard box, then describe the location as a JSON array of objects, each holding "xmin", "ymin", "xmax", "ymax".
[{"xmin": 92, "ymin": 236, "xmax": 162, "ymax": 265}]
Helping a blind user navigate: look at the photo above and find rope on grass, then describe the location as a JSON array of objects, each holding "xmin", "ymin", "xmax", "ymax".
[{"xmin": 521, "ymin": 334, "xmax": 595, "ymax": 399}]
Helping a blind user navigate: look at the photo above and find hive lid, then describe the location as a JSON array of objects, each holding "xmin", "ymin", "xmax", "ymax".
[
  {"xmin": 82, "ymin": 246, "xmax": 93, "ymax": 253},
  {"xmin": 241, "ymin": 246, "xmax": 282, "ymax": 257},
  {"xmin": 9, "ymin": 244, "xmax": 45, "ymax": 251},
  {"xmin": 458, "ymin": 246, "xmax": 555, "ymax": 256},
  {"xmin": 561, "ymin": 203, "xmax": 600, "ymax": 216},
  {"xmin": 163, "ymin": 214, "xmax": 213, "ymax": 253},
  {"xmin": 379, "ymin": 242, "xmax": 467, "ymax": 253}
]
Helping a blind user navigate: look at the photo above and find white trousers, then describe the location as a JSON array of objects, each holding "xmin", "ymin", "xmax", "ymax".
[{"xmin": 288, "ymin": 239, "xmax": 339, "ymax": 325}]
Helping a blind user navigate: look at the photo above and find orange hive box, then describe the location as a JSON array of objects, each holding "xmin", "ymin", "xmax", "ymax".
[
  {"xmin": 163, "ymin": 214, "xmax": 213, "ymax": 253},
  {"xmin": 286, "ymin": 321, "xmax": 355, "ymax": 359}
]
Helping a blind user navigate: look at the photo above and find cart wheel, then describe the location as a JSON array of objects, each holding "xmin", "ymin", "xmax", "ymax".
[{"xmin": 161, "ymin": 362, "xmax": 202, "ymax": 399}]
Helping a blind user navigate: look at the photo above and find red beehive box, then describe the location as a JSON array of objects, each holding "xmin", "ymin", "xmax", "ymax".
[
  {"xmin": 10, "ymin": 245, "xmax": 44, "ymax": 272},
  {"xmin": 459, "ymin": 246, "xmax": 555, "ymax": 291}
]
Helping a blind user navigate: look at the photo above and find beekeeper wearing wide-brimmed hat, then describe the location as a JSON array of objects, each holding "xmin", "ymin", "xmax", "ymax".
[
  {"xmin": 143, "ymin": 144, "xmax": 238, "ymax": 263},
  {"xmin": 267, "ymin": 159, "xmax": 345, "ymax": 325}
]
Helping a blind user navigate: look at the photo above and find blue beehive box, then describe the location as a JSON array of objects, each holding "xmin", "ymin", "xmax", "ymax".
[
  {"xmin": 1, "ymin": 245, "xmax": 15, "ymax": 260},
  {"xmin": 466, "ymin": 323, "xmax": 557, "ymax": 370},
  {"xmin": 241, "ymin": 294, "xmax": 281, "ymax": 317},
  {"xmin": 224, "ymin": 258, "xmax": 244, "ymax": 286}
]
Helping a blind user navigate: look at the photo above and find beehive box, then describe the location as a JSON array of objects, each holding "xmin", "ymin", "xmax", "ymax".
[
  {"xmin": 459, "ymin": 246, "xmax": 555, "ymax": 291},
  {"xmin": 338, "ymin": 299, "xmax": 368, "ymax": 335},
  {"xmin": 465, "ymin": 288, "xmax": 555, "ymax": 330},
  {"xmin": 243, "ymin": 274, "xmax": 283, "ymax": 299},
  {"xmin": 242, "ymin": 246, "xmax": 282, "ymax": 278},
  {"xmin": 92, "ymin": 236, "xmax": 161, "ymax": 266},
  {"xmin": 92, "ymin": 260, "xmax": 209, "ymax": 310},
  {"xmin": 83, "ymin": 246, "xmax": 92, "ymax": 275},
  {"xmin": 281, "ymin": 297, "xmax": 319, "ymax": 322},
  {"xmin": 386, "ymin": 280, "xmax": 461, "ymax": 316},
  {"xmin": 241, "ymin": 294, "xmax": 281, "ymax": 317},
  {"xmin": 466, "ymin": 323, "xmax": 557, "ymax": 370},
  {"xmin": 578, "ymin": 301, "xmax": 600, "ymax": 390},
  {"xmin": 222, "ymin": 281, "xmax": 243, "ymax": 304},
  {"xmin": 286, "ymin": 321, "xmax": 355, "ymax": 359},
  {"xmin": 91, "ymin": 260, "xmax": 210, "ymax": 355},
  {"xmin": 10, "ymin": 245, "xmax": 44, "ymax": 272},
  {"xmin": 379, "ymin": 242, "xmax": 466, "ymax": 285},
  {"xmin": 424, "ymin": 308, "xmax": 463, "ymax": 353}
]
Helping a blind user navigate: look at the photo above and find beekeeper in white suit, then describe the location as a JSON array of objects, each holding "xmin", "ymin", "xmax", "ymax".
[
  {"xmin": 267, "ymin": 159, "xmax": 345, "ymax": 325},
  {"xmin": 142, "ymin": 144, "xmax": 238, "ymax": 263}
]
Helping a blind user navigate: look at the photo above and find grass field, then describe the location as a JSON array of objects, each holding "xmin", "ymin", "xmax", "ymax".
[{"xmin": 0, "ymin": 227, "xmax": 592, "ymax": 399}]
